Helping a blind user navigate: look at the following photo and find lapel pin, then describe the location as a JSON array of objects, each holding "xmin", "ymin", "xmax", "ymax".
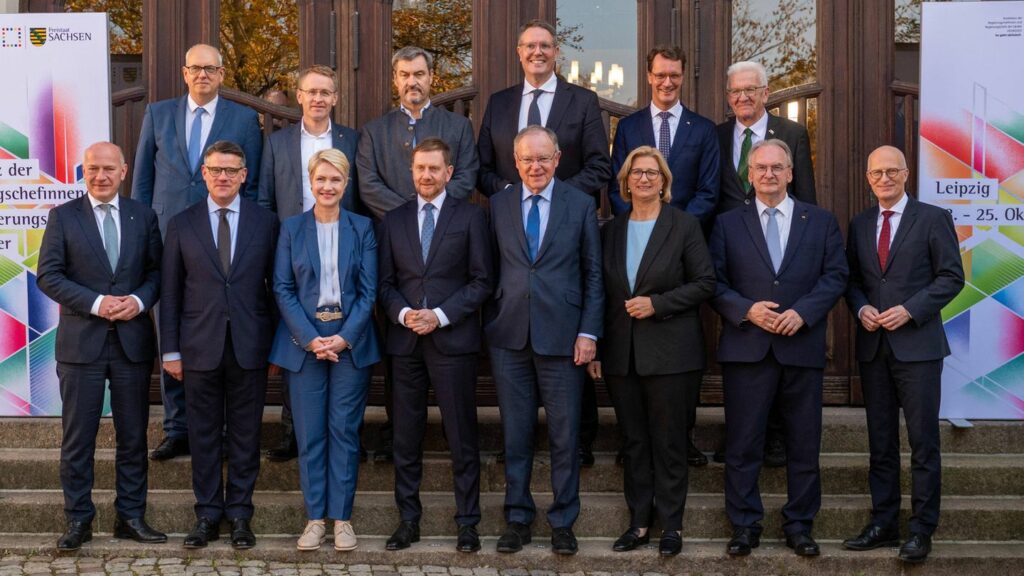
[
  {"xmin": 686, "ymin": 121, "xmax": 691, "ymax": 125},
  {"xmin": 769, "ymin": 129, "xmax": 775, "ymax": 135},
  {"xmin": 801, "ymin": 214, "xmax": 807, "ymax": 219}
]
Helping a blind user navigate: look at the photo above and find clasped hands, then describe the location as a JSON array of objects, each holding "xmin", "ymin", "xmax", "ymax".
[
  {"xmin": 746, "ymin": 301, "xmax": 805, "ymax": 336},
  {"xmin": 98, "ymin": 295, "xmax": 141, "ymax": 321},
  {"xmin": 858, "ymin": 304, "xmax": 911, "ymax": 332},
  {"xmin": 306, "ymin": 335, "xmax": 349, "ymax": 362},
  {"xmin": 404, "ymin": 309, "xmax": 441, "ymax": 335}
]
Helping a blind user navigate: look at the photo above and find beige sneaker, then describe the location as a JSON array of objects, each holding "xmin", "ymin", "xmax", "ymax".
[
  {"xmin": 297, "ymin": 519, "xmax": 326, "ymax": 551},
  {"xmin": 334, "ymin": 519, "xmax": 358, "ymax": 551}
]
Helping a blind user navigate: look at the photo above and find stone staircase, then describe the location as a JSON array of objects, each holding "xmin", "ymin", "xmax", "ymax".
[{"xmin": 0, "ymin": 406, "xmax": 1022, "ymax": 575}]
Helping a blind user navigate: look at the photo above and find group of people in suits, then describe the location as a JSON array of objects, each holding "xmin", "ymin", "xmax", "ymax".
[{"xmin": 36, "ymin": 18, "xmax": 964, "ymax": 566}]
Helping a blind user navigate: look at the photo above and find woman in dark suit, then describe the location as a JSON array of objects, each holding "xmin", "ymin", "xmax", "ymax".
[
  {"xmin": 269, "ymin": 149, "xmax": 380, "ymax": 552},
  {"xmin": 587, "ymin": 146, "xmax": 716, "ymax": 556}
]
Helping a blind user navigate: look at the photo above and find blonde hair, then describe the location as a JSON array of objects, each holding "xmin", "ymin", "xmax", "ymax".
[
  {"xmin": 617, "ymin": 146, "xmax": 672, "ymax": 204},
  {"xmin": 307, "ymin": 149, "xmax": 350, "ymax": 181}
]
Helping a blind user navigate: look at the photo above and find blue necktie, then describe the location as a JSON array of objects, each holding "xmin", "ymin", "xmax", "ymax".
[
  {"xmin": 99, "ymin": 204, "xmax": 118, "ymax": 270},
  {"xmin": 188, "ymin": 107, "xmax": 206, "ymax": 172},
  {"xmin": 765, "ymin": 207, "xmax": 783, "ymax": 272},
  {"xmin": 526, "ymin": 195, "xmax": 541, "ymax": 262},
  {"xmin": 657, "ymin": 111, "xmax": 672, "ymax": 159},
  {"xmin": 421, "ymin": 203, "xmax": 435, "ymax": 264}
]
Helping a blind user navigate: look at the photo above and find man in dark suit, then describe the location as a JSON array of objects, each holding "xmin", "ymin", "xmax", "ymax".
[
  {"xmin": 377, "ymin": 139, "xmax": 492, "ymax": 553},
  {"xmin": 132, "ymin": 43, "xmax": 263, "ymax": 461},
  {"xmin": 358, "ymin": 46, "xmax": 479, "ymax": 220},
  {"xmin": 842, "ymin": 146, "xmax": 964, "ymax": 564},
  {"xmin": 37, "ymin": 142, "xmax": 167, "ymax": 551},
  {"xmin": 160, "ymin": 141, "xmax": 278, "ymax": 550},
  {"xmin": 709, "ymin": 139, "xmax": 847, "ymax": 558},
  {"xmin": 257, "ymin": 64, "xmax": 360, "ymax": 462},
  {"xmin": 486, "ymin": 126, "xmax": 603, "ymax": 556}
]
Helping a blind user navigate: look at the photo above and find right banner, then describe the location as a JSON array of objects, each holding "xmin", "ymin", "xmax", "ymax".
[{"xmin": 919, "ymin": 1, "xmax": 1024, "ymax": 419}]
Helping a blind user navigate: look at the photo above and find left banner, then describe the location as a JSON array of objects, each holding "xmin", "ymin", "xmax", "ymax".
[{"xmin": 0, "ymin": 13, "xmax": 111, "ymax": 416}]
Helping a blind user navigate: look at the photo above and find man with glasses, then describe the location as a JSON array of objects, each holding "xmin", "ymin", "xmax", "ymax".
[
  {"xmin": 133, "ymin": 43, "xmax": 263, "ymax": 461},
  {"xmin": 709, "ymin": 139, "xmax": 847, "ymax": 559},
  {"xmin": 843, "ymin": 146, "xmax": 963, "ymax": 564}
]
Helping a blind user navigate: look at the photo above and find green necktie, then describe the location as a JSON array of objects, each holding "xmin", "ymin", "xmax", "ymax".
[
  {"xmin": 99, "ymin": 204, "xmax": 119, "ymax": 270},
  {"xmin": 738, "ymin": 127, "xmax": 753, "ymax": 192}
]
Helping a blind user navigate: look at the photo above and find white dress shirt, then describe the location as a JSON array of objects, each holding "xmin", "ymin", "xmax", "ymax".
[
  {"xmin": 207, "ymin": 194, "xmax": 240, "ymax": 261},
  {"xmin": 398, "ymin": 190, "xmax": 452, "ymax": 329},
  {"xmin": 732, "ymin": 110, "xmax": 769, "ymax": 169},
  {"xmin": 754, "ymin": 193, "xmax": 794, "ymax": 256},
  {"xmin": 875, "ymin": 192, "xmax": 908, "ymax": 248},
  {"xmin": 517, "ymin": 73, "xmax": 558, "ymax": 131},
  {"xmin": 300, "ymin": 119, "xmax": 334, "ymax": 211},
  {"xmin": 649, "ymin": 101, "xmax": 684, "ymax": 147},
  {"xmin": 186, "ymin": 95, "xmax": 218, "ymax": 158},
  {"xmin": 87, "ymin": 193, "xmax": 144, "ymax": 316}
]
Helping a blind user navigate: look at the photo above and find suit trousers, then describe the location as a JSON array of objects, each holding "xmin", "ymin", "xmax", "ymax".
[
  {"xmin": 290, "ymin": 318, "xmax": 370, "ymax": 521},
  {"xmin": 860, "ymin": 333, "xmax": 942, "ymax": 536},
  {"xmin": 605, "ymin": 368, "xmax": 699, "ymax": 531},
  {"xmin": 723, "ymin": 351, "xmax": 822, "ymax": 536},
  {"xmin": 490, "ymin": 345, "xmax": 583, "ymax": 529},
  {"xmin": 58, "ymin": 329, "xmax": 151, "ymax": 522},
  {"xmin": 392, "ymin": 336, "xmax": 481, "ymax": 526},
  {"xmin": 184, "ymin": 330, "xmax": 267, "ymax": 521}
]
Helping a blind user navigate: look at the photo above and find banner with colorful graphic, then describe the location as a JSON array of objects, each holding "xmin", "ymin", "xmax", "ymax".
[
  {"xmin": 0, "ymin": 13, "xmax": 110, "ymax": 416},
  {"xmin": 919, "ymin": 2, "xmax": 1024, "ymax": 419}
]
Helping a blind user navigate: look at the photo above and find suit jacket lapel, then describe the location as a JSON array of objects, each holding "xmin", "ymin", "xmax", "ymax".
[
  {"xmin": 303, "ymin": 211, "xmax": 321, "ymax": 283},
  {"xmin": 402, "ymin": 201, "xmax": 424, "ymax": 272},
  {"xmin": 337, "ymin": 211, "xmax": 355, "ymax": 290},
  {"xmin": 885, "ymin": 198, "xmax": 919, "ymax": 273},
  {"xmin": 229, "ymin": 201, "xmax": 256, "ymax": 278},
  {"xmin": 535, "ymin": 184, "xmax": 567, "ymax": 263},
  {"xmin": 634, "ymin": 208, "xmax": 673, "ymax": 291},
  {"xmin": 174, "ymin": 97, "xmax": 191, "ymax": 174},
  {"xmin": 500, "ymin": 87, "xmax": 523, "ymax": 143},
  {"xmin": 114, "ymin": 201, "xmax": 138, "ymax": 276},
  {"xmin": 667, "ymin": 108, "xmax": 688, "ymax": 163},
  {"xmin": 860, "ymin": 206, "xmax": 882, "ymax": 274},
  {"xmin": 639, "ymin": 111, "xmax": 658, "ymax": 148},
  {"xmin": 509, "ymin": 186, "xmax": 530, "ymax": 262},
  {"xmin": 74, "ymin": 197, "xmax": 114, "ymax": 277},
  {"xmin": 425, "ymin": 198, "xmax": 456, "ymax": 269},
  {"xmin": 288, "ymin": 124, "xmax": 304, "ymax": 197},
  {"xmin": 777, "ymin": 201, "xmax": 809, "ymax": 276},
  {"xmin": 547, "ymin": 80, "xmax": 571, "ymax": 132},
  {"xmin": 612, "ymin": 215, "xmax": 631, "ymax": 297},
  {"xmin": 189, "ymin": 202, "xmax": 226, "ymax": 278},
  {"xmin": 205, "ymin": 98, "xmax": 231, "ymax": 154},
  {"xmin": 742, "ymin": 206, "xmax": 775, "ymax": 273}
]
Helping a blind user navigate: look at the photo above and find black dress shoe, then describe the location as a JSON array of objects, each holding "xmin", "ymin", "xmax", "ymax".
[
  {"xmin": 686, "ymin": 438, "xmax": 708, "ymax": 467},
  {"xmin": 659, "ymin": 530, "xmax": 682, "ymax": 556},
  {"xmin": 785, "ymin": 532, "xmax": 820, "ymax": 556},
  {"xmin": 113, "ymin": 516, "xmax": 167, "ymax": 543},
  {"xmin": 57, "ymin": 520, "xmax": 92, "ymax": 551},
  {"xmin": 726, "ymin": 527, "xmax": 760, "ymax": 556},
  {"xmin": 456, "ymin": 524, "xmax": 480, "ymax": 553},
  {"xmin": 373, "ymin": 447, "xmax": 393, "ymax": 462},
  {"xmin": 764, "ymin": 435, "xmax": 787, "ymax": 468},
  {"xmin": 230, "ymin": 518, "xmax": 256, "ymax": 549},
  {"xmin": 898, "ymin": 533, "xmax": 932, "ymax": 564},
  {"xmin": 578, "ymin": 446, "xmax": 595, "ymax": 467},
  {"xmin": 612, "ymin": 527, "xmax": 649, "ymax": 552},
  {"xmin": 712, "ymin": 448, "xmax": 725, "ymax": 463},
  {"xmin": 183, "ymin": 517, "xmax": 220, "ymax": 549},
  {"xmin": 266, "ymin": 440, "xmax": 298, "ymax": 462},
  {"xmin": 496, "ymin": 521, "xmax": 531, "ymax": 553},
  {"xmin": 385, "ymin": 520, "xmax": 420, "ymax": 551},
  {"xmin": 150, "ymin": 436, "xmax": 189, "ymax": 461},
  {"xmin": 843, "ymin": 524, "xmax": 900, "ymax": 551},
  {"xmin": 551, "ymin": 527, "xmax": 578, "ymax": 555}
]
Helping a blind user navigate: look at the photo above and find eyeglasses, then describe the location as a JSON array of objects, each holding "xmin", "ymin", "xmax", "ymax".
[
  {"xmin": 727, "ymin": 86, "xmax": 766, "ymax": 98},
  {"xmin": 651, "ymin": 73, "xmax": 683, "ymax": 84},
  {"xmin": 629, "ymin": 168, "xmax": 662, "ymax": 180},
  {"xmin": 205, "ymin": 166, "xmax": 244, "ymax": 177},
  {"xmin": 516, "ymin": 154, "xmax": 557, "ymax": 166},
  {"xmin": 518, "ymin": 42, "xmax": 556, "ymax": 52},
  {"xmin": 867, "ymin": 168, "xmax": 907, "ymax": 181},
  {"xmin": 184, "ymin": 65, "xmax": 222, "ymax": 76},
  {"xmin": 751, "ymin": 163, "xmax": 790, "ymax": 175},
  {"xmin": 298, "ymin": 88, "xmax": 336, "ymax": 99}
]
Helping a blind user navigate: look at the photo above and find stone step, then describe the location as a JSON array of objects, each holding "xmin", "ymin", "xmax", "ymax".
[
  {"xmin": 2, "ymin": 449, "xmax": 1021, "ymax": 497},
  {"xmin": 1, "ymin": 535, "xmax": 1023, "ymax": 576},
  {"xmin": 2, "ymin": 407, "xmax": 1021, "ymax": 454},
  {"xmin": 2, "ymin": 490, "xmax": 1021, "ymax": 541}
]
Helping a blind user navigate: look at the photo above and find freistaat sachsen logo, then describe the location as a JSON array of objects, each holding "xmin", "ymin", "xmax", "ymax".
[{"xmin": 29, "ymin": 27, "xmax": 46, "ymax": 47}]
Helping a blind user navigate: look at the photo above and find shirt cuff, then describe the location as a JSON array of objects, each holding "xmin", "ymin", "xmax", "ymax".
[
  {"xmin": 130, "ymin": 294, "xmax": 145, "ymax": 313},
  {"xmin": 162, "ymin": 352, "xmax": 182, "ymax": 362},
  {"xmin": 90, "ymin": 295, "xmax": 104, "ymax": 317},
  {"xmin": 433, "ymin": 307, "xmax": 450, "ymax": 328},
  {"xmin": 398, "ymin": 307, "xmax": 412, "ymax": 327},
  {"xmin": 578, "ymin": 333, "xmax": 597, "ymax": 341}
]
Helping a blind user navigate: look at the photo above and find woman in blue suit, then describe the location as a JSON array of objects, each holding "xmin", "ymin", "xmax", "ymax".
[{"xmin": 269, "ymin": 149, "xmax": 380, "ymax": 552}]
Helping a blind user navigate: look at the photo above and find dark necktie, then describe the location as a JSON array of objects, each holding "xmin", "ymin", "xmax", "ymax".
[
  {"xmin": 217, "ymin": 208, "xmax": 231, "ymax": 275},
  {"xmin": 98, "ymin": 204, "xmax": 118, "ymax": 270},
  {"xmin": 657, "ymin": 111, "xmax": 672, "ymax": 159},
  {"xmin": 188, "ymin": 107, "xmax": 206, "ymax": 172},
  {"xmin": 527, "ymin": 88, "xmax": 544, "ymax": 127},
  {"xmin": 526, "ymin": 195, "xmax": 541, "ymax": 261},
  {"xmin": 738, "ymin": 127, "xmax": 753, "ymax": 192},
  {"xmin": 878, "ymin": 210, "xmax": 895, "ymax": 270}
]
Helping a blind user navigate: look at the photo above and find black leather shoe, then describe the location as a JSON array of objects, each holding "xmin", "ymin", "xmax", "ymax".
[
  {"xmin": 385, "ymin": 520, "xmax": 420, "ymax": 551},
  {"xmin": 578, "ymin": 446, "xmax": 595, "ymax": 467},
  {"xmin": 612, "ymin": 527, "xmax": 649, "ymax": 552},
  {"xmin": 266, "ymin": 439, "xmax": 298, "ymax": 462},
  {"xmin": 113, "ymin": 516, "xmax": 167, "ymax": 543},
  {"xmin": 659, "ymin": 530, "xmax": 682, "ymax": 556},
  {"xmin": 230, "ymin": 518, "xmax": 256, "ymax": 549},
  {"xmin": 57, "ymin": 520, "xmax": 92, "ymax": 551},
  {"xmin": 456, "ymin": 524, "xmax": 480, "ymax": 553},
  {"xmin": 496, "ymin": 522, "xmax": 531, "ymax": 553},
  {"xmin": 551, "ymin": 527, "xmax": 578, "ymax": 555},
  {"xmin": 786, "ymin": 532, "xmax": 820, "ymax": 557},
  {"xmin": 726, "ymin": 527, "xmax": 760, "ymax": 556},
  {"xmin": 687, "ymin": 438, "xmax": 708, "ymax": 467},
  {"xmin": 712, "ymin": 448, "xmax": 725, "ymax": 463},
  {"xmin": 150, "ymin": 436, "xmax": 189, "ymax": 461},
  {"xmin": 764, "ymin": 435, "xmax": 787, "ymax": 468},
  {"xmin": 843, "ymin": 524, "xmax": 900, "ymax": 551},
  {"xmin": 183, "ymin": 517, "xmax": 220, "ymax": 549},
  {"xmin": 898, "ymin": 533, "xmax": 932, "ymax": 564}
]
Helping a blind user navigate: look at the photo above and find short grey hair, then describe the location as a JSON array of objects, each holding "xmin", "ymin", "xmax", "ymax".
[
  {"xmin": 726, "ymin": 61, "xmax": 768, "ymax": 87},
  {"xmin": 749, "ymin": 138, "xmax": 792, "ymax": 166},
  {"xmin": 513, "ymin": 125, "xmax": 560, "ymax": 152},
  {"xmin": 392, "ymin": 46, "xmax": 433, "ymax": 70}
]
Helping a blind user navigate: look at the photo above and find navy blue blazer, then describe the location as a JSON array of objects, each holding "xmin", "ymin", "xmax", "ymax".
[
  {"xmin": 609, "ymin": 105, "xmax": 720, "ymax": 225},
  {"xmin": 477, "ymin": 79, "xmax": 612, "ymax": 198},
  {"xmin": 484, "ymin": 179, "xmax": 604, "ymax": 356},
  {"xmin": 257, "ymin": 121, "xmax": 360, "ymax": 219},
  {"xmin": 37, "ymin": 194, "xmax": 162, "ymax": 364},
  {"xmin": 160, "ymin": 198, "xmax": 278, "ymax": 371},
  {"xmin": 269, "ymin": 209, "xmax": 381, "ymax": 371},
  {"xmin": 846, "ymin": 196, "xmax": 964, "ymax": 363},
  {"xmin": 709, "ymin": 199, "xmax": 848, "ymax": 368},
  {"xmin": 378, "ymin": 196, "xmax": 492, "ymax": 356},
  {"xmin": 132, "ymin": 96, "xmax": 263, "ymax": 234}
]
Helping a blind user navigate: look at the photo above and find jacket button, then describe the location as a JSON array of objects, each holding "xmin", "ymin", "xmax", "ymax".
[
  {"xmin": 773, "ymin": 280, "xmax": 780, "ymax": 286},
  {"xmin": 881, "ymin": 278, "xmax": 887, "ymax": 284}
]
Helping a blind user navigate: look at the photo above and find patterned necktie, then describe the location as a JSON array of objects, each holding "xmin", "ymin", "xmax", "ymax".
[
  {"xmin": 526, "ymin": 195, "xmax": 541, "ymax": 262},
  {"xmin": 421, "ymin": 203, "xmax": 435, "ymax": 264},
  {"xmin": 657, "ymin": 111, "xmax": 672, "ymax": 159},
  {"xmin": 99, "ymin": 204, "xmax": 118, "ymax": 270},
  {"xmin": 738, "ymin": 127, "xmax": 753, "ymax": 193},
  {"xmin": 217, "ymin": 208, "xmax": 231, "ymax": 275},
  {"xmin": 878, "ymin": 210, "xmax": 895, "ymax": 270},
  {"xmin": 527, "ymin": 89, "xmax": 544, "ymax": 127},
  {"xmin": 188, "ymin": 107, "xmax": 206, "ymax": 172},
  {"xmin": 765, "ymin": 207, "xmax": 783, "ymax": 273}
]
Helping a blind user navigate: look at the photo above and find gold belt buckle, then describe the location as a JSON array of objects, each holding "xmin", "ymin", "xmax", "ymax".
[{"xmin": 316, "ymin": 310, "xmax": 343, "ymax": 322}]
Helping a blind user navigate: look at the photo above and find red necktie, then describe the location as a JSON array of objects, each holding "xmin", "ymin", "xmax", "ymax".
[{"xmin": 877, "ymin": 210, "xmax": 895, "ymax": 270}]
